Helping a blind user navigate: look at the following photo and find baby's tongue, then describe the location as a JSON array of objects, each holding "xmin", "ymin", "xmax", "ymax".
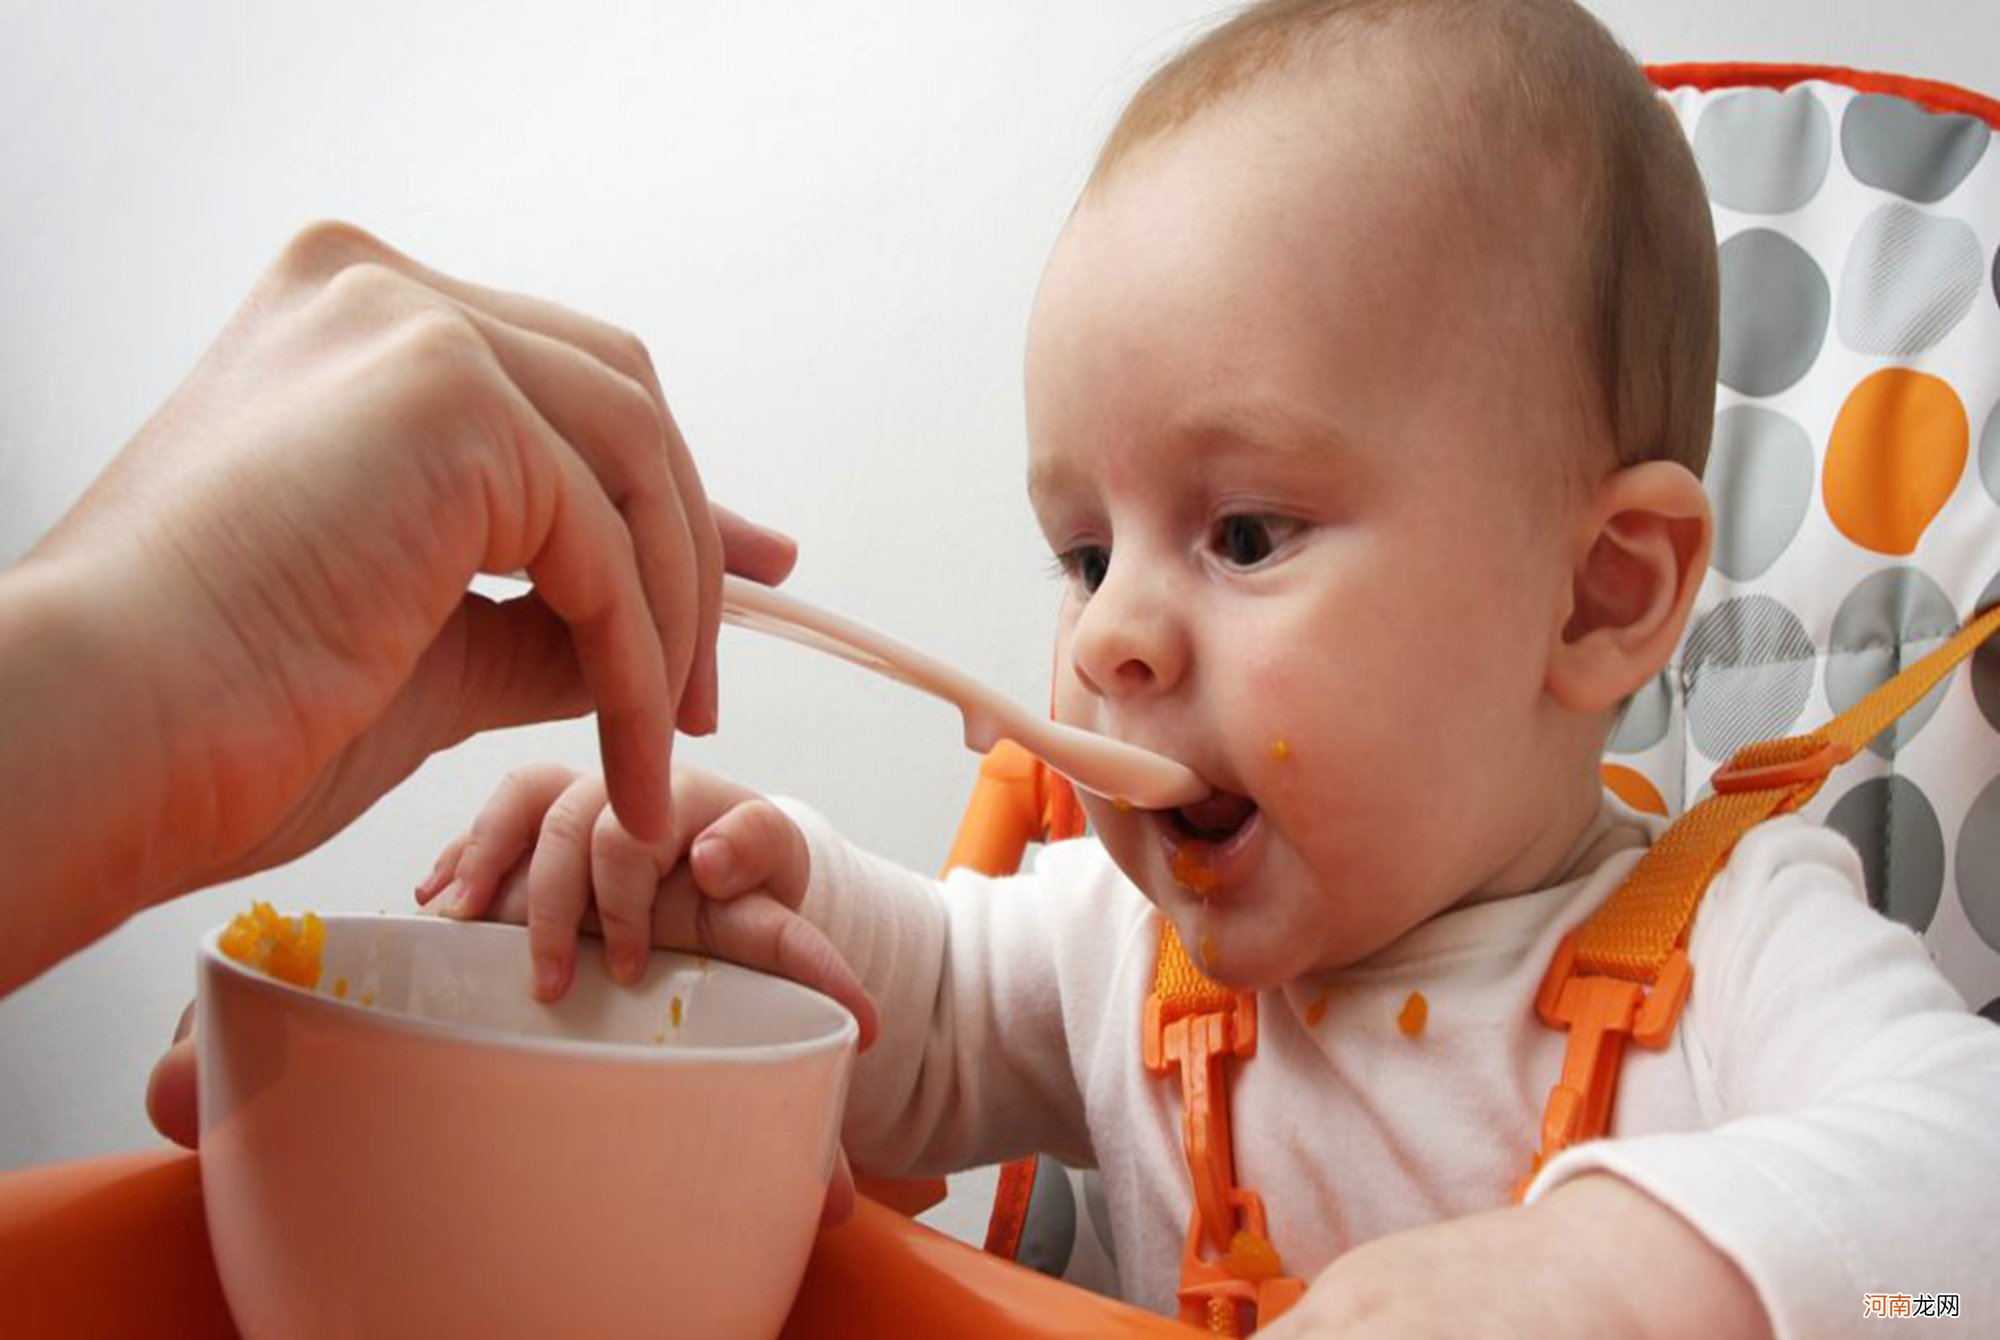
[{"xmin": 1175, "ymin": 791, "xmax": 1257, "ymax": 842}]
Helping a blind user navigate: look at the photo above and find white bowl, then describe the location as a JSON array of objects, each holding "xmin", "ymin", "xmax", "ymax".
[{"xmin": 197, "ymin": 914, "xmax": 857, "ymax": 1340}]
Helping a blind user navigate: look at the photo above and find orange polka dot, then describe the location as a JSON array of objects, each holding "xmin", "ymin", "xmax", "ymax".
[
  {"xmin": 1823, "ymin": 369, "xmax": 1967, "ymax": 556},
  {"xmin": 1600, "ymin": 762, "xmax": 1668, "ymax": 817}
]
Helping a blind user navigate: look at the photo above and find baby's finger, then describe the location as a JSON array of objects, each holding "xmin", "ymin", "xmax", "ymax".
[
  {"xmin": 525, "ymin": 773, "xmax": 612, "ymax": 1001},
  {"xmin": 589, "ymin": 803, "xmax": 677, "ymax": 985},
  {"xmin": 435, "ymin": 763, "xmax": 579, "ymax": 920},
  {"xmin": 688, "ymin": 798, "xmax": 812, "ymax": 910},
  {"xmin": 665, "ymin": 888, "xmax": 878, "ymax": 1051},
  {"xmin": 415, "ymin": 832, "xmax": 469, "ymax": 907}
]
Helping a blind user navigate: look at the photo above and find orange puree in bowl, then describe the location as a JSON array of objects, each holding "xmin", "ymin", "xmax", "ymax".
[{"xmin": 219, "ymin": 902, "xmax": 326, "ymax": 990}]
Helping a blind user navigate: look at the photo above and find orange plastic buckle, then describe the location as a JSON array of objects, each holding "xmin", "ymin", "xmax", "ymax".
[
  {"xmin": 1144, "ymin": 992, "xmax": 1257, "ymax": 1254},
  {"xmin": 1517, "ymin": 931, "xmax": 1691, "ymax": 1200},
  {"xmin": 1711, "ymin": 738, "xmax": 1852, "ymax": 794},
  {"xmin": 1175, "ymin": 1188, "xmax": 1305, "ymax": 1335}
]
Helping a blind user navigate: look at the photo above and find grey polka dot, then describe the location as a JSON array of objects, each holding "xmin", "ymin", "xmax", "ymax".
[
  {"xmin": 1718, "ymin": 230, "xmax": 1830, "ymax": 396},
  {"xmin": 1826, "ymin": 776, "xmax": 1945, "ymax": 932},
  {"xmin": 1683, "ymin": 596, "xmax": 1817, "ymax": 760},
  {"xmin": 1955, "ymin": 775, "xmax": 2000, "ymax": 954},
  {"xmin": 1841, "ymin": 93, "xmax": 1990, "ymax": 204},
  {"xmin": 1825, "ymin": 568, "xmax": 1959, "ymax": 758},
  {"xmin": 1979, "ymin": 403, "xmax": 2000, "ymax": 505},
  {"xmin": 1971, "ymin": 570, "xmax": 2000, "ymax": 734},
  {"xmin": 1835, "ymin": 203, "xmax": 1983, "ymax": 355},
  {"xmin": 1609, "ymin": 671, "xmax": 1674, "ymax": 754},
  {"xmin": 1016, "ymin": 1156, "xmax": 1076, "ymax": 1277},
  {"xmin": 1694, "ymin": 87, "xmax": 1833, "ymax": 214},
  {"xmin": 1705, "ymin": 406, "xmax": 1815, "ymax": 580}
]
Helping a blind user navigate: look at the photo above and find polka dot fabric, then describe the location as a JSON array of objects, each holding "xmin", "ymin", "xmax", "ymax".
[{"xmin": 1610, "ymin": 68, "xmax": 2000, "ymax": 1017}]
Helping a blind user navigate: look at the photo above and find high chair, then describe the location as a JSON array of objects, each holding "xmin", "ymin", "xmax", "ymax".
[{"xmin": 4, "ymin": 61, "xmax": 1999, "ymax": 1340}]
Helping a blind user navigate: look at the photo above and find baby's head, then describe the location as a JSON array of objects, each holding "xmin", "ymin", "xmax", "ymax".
[{"xmin": 1024, "ymin": 0, "xmax": 1718, "ymax": 987}]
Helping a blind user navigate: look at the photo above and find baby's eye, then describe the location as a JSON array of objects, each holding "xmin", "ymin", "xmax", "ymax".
[
  {"xmin": 1056, "ymin": 544, "xmax": 1111, "ymax": 594},
  {"xmin": 1211, "ymin": 515, "xmax": 1297, "ymax": 569}
]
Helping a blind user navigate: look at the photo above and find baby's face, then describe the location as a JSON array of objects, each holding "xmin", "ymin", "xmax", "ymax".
[{"xmin": 1026, "ymin": 70, "xmax": 1600, "ymax": 987}]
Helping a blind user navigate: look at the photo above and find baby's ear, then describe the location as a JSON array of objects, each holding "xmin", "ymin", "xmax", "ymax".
[{"xmin": 1546, "ymin": 461, "xmax": 1712, "ymax": 714}]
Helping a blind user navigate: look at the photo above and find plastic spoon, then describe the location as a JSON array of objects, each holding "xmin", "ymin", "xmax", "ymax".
[{"xmin": 721, "ymin": 576, "xmax": 1210, "ymax": 809}]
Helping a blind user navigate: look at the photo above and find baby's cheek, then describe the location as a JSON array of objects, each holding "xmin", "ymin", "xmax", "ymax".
[{"xmin": 1241, "ymin": 660, "xmax": 1313, "ymax": 781}]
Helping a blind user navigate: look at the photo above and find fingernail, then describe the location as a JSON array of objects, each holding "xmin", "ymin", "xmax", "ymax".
[
  {"xmin": 433, "ymin": 879, "xmax": 468, "ymax": 917},
  {"xmin": 613, "ymin": 946, "xmax": 647, "ymax": 984},
  {"xmin": 417, "ymin": 848, "xmax": 457, "ymax": 899},
  {"xmin": 534, "ymin": 954, "xmax": 564, "ymax": 1000},
  {"xmin": 693, "ymin": 835, "xmax": 733, "ymax": 887}
]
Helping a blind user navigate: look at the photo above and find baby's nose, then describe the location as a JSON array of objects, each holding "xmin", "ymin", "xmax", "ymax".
[{"xmin": 1068, "ymin": 573, "xmax": 1187, "ymax": 698}]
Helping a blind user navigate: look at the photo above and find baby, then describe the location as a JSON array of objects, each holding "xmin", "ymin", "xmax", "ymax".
[{"xmin": 426, "ymin": 1, "xmax": 2000, "ymax": 1336}]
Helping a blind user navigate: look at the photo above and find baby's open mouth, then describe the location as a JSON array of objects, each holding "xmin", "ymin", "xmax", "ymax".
[{"xmin": 1168, "ymin": 790, "xmax": 1259, "ymax": 844}]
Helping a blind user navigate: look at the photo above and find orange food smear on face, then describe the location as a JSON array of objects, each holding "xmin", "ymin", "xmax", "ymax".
[
  {"xmin": 1113, "ymin": 796, "xmax": 1133, "ymax": 813},
  {"xmin": 218, "ymin": 902, "xmax": 325, "ymax": 990},
  {"xmin": 1171, "ymin": 847, "xmax": 1219, "ymax": 896},
  {"xmin": 1222, "ymin": 1229, "xmax": 1284, "ymax": 1282},
  {"xmin": 1397, "ymin": 990, "xmax": 1428, "ymax": 1037},
  {"xmin": 1304, "ymin": 990, "xmax": 1329, "ymax": 1028},
  {"xmin": 1269, "ymin": 738, "xmax": 1292, "ymax": 764}
]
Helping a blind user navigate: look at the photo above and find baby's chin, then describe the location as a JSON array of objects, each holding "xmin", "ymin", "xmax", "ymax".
[{"xmin": 1141, "ymin": 896, "xmax": 1328, "ymax": 994}]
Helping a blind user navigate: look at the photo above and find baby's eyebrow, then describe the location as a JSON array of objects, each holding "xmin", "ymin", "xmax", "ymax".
[
  {"xmin": 1171, "ymin": 399, "xmax": 1355, "ymax": 463},
  {"xmin": 1026, "ymin": 456, "xmax": 1084, "ymax": 517}
]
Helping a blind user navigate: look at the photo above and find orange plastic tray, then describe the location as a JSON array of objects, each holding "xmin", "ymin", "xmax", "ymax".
[{"xmin": 0, "ymin": 1149, "xmax": 1179, "ymax": 1339}]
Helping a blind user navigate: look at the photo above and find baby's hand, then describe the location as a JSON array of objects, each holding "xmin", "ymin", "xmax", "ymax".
[{"xmin": 420, "ymin": 763, "xmax": 876, "ymax": 1048}]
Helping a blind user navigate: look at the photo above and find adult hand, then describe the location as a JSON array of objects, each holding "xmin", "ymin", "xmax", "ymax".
[{"xmin": 0, "ymin": 221, "xmax": 793, "ymax": 994}]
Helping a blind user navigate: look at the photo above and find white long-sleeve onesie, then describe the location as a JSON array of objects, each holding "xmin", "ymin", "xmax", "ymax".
[{"xmin": 783, "ymin": 796, "xmax": 2000, "ymax": 1336}]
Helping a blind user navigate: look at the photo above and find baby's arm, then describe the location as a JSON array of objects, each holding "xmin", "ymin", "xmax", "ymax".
[
  {"xmin": 1516, "ymin": 820, "xmax": 2000, "ymax": 1339},
  {"xmin": 1267, "ymin": 1173, "xmax": 1766, "ymax": 1340}
]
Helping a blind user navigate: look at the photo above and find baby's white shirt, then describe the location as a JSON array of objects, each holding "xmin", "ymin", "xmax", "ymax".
[{"xmin": 783, "ymin": 797, "xmax": 2000, "ymax": 1337}]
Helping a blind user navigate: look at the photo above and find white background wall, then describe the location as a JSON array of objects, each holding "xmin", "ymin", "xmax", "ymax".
[{"xmin": 3, "ymin": 0, "xmax": 1996, "ymax": 1248}]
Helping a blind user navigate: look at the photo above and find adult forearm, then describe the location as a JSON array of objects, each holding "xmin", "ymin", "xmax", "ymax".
[{"xmin": 0, "ymin": 556, "xmax": 187, "ymax": 993}]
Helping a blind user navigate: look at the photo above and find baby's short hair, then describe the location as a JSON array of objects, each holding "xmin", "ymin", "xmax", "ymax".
[{"xmin": 1090, "ymin": 0, "xmax": 1719, "ymax": 479}]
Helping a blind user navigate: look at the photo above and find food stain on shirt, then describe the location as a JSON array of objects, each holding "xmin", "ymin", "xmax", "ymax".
[
  {"xmin": 1269, "ymin": 738, "xmax": 1293, "ymax": 764},
  {"xmin": 1397, "ymin": 990, "xmax": 1428, "ymax": 1037},
  {"xmin": 1304, "ymin": 990, "xmax": 1330, "ymax": 1028}
]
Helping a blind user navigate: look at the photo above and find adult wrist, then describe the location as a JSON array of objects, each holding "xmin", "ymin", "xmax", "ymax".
[{"xmin": 0, "ymin": 553, "xmax": 189, "ymax": 988}]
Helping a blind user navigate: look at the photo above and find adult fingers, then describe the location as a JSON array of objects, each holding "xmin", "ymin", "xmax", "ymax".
[
  {"xmin": 715, "ymin": 505, "xmax": 800, "ymax": 587},
  {"xmin": 688, "ymin": 798, "xmax": 813, "ymax": 911},
  {"xmin": 430, "ymin": 763, "xmax": 580, "ymax": 920},
  {"xmin": 282, "ymin": 224, "xmax": 728, "ymax": 750},
  {"xmin": 464, "ymin": 326, "xmax": 684, "ymax": 844}
]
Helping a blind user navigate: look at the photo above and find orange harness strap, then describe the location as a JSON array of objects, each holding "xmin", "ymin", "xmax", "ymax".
[
  {"xmin": 1145, "ymin": 922, "xmax": 1304, "ymax": 1336},
  {"xmin": 1519, "ymin": 601, "xmax": 2000, "ymax": 1197}
]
